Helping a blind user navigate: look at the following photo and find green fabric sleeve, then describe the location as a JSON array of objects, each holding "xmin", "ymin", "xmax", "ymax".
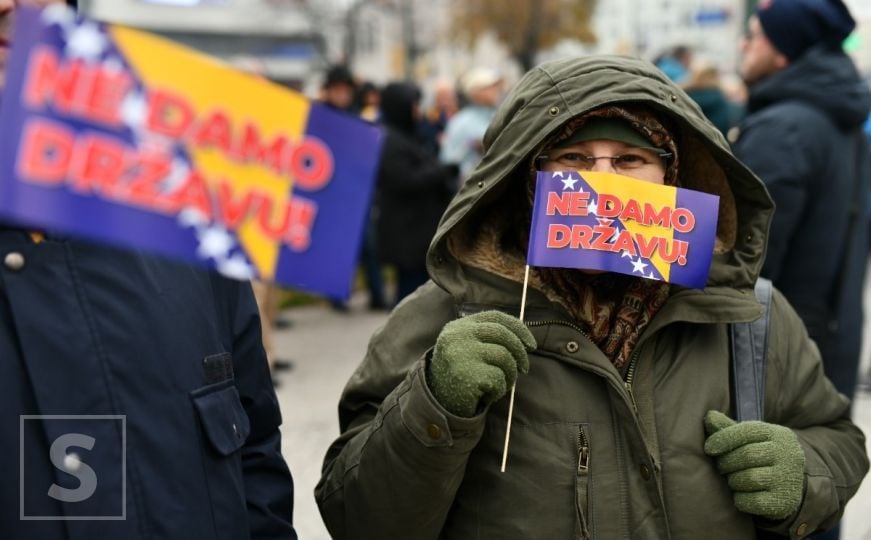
[
  {"xmin": 755, "ymin": 289, "xmax": 869, "ymax": 537},
  {"xmin": 315, "ymin": 283, "xmax": 486, "ymax": 540}
]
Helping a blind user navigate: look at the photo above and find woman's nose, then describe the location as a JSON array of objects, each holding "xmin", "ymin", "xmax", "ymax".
[{"xmin": 590, "ymin": 157, "xmax": 616, "ymax": 173}]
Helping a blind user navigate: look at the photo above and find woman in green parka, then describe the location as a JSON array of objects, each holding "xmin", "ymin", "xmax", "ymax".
[{"xmin": 315, "ymin": 55, "xmax": 868, "ymax": 539}]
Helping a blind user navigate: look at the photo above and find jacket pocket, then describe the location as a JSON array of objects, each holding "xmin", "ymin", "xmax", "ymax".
[
  {"xmin": 191, "ymin": 381, "xmax": 251, "ymax": 455},
  {"xmin": 190, "ymin": 380, "xmax": 251, "ymax": 539},
  {"xmin": 576, "ymin": 424, "xmax": 592, "ymax": 539}
]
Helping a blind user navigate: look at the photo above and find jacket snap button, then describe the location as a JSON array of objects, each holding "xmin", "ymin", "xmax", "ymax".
[
  {"xmin": 232, "ymin": 423, "xmax": 239, "ymax": 437},
  {"xmin": 566, "ymin": 341, "xmax": 579, "ymax": 353},
  {"xmin": 669, "ymin": 94, "xmax": 678, "ymax": 102},
  {"xmin": 477, "ymin": 181, "xmax": 484, "ymax": 188},
  {"xmin": 426, "ymin": 423, "xmax": 442, "ymax": 439},
  {"xmin": 640, "ymin": 463, "xmax": 650, "ymax": 480},
  {"xmin": 4, "ymin": 252, "xmax": 25, "ymax": 271},
  {"xmin": 796, "ymin": 523, "xmax": 809, "ymax": 537},
  {"xmin": 640, "ymin": 463, "xmax": 651, "ymax": 480},
  {"xmin": 548, "ymin": 106, "xmax": 560, "ymax": 116}
]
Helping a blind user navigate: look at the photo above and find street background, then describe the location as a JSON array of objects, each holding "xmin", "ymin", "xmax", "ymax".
[
  {"xmin": 81, "ymin": 0, "xmax": 871, "ymax": 98},
  {"xmin": 275, "ymin": 285, "xmax": 871, "ymax": 540}
]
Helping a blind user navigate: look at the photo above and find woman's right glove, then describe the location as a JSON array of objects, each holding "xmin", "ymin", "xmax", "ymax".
[{"xmin": 427, "ymin": 310, "xmax": 537, "ymax": 417}]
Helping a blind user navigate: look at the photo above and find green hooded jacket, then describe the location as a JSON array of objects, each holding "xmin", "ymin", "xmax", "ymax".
[{"xmin": 315, "ymin": 56, "xmax": 868, "ymax": 539}]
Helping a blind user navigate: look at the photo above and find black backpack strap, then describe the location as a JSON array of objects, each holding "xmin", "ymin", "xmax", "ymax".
[{"xmin": 730, "ymin": 278, "xmax": 773, "ymax": 422}]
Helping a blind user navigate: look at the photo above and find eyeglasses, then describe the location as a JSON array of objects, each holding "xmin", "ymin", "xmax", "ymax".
[{"xmin": 537, "ymin": 147, "xmax": 672, "ymax": 172}]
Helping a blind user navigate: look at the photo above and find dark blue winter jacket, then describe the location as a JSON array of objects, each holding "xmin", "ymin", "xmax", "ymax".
[
  {"xmin": 0, "ymin": 229, "xmax": 297, "ymax": 539},
  {"xmin": 733, "ymin": 44, "xmax": 871, "ymax": 400}
]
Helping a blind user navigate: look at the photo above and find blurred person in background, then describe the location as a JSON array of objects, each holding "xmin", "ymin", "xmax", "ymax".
[
  {"xmin": 654, "ymin": 44, "xmax": 693, "ymax": 84},
  {"xmin": 683, "ymin": 62, "xmax": 732, "ymax": 136},
  {"xmin": 354, "ymin": 80, "xmax": 380, "ymax": 123},
  {"xmin": 731, "ymin": 0, "xmax": 870, "ymax": 414},
  {"xmin": 319, "ymin": 64, "xmax": 357, "ymax": 113},
  {"xmin": 440, "ymin": 66, "xmax": 504, "ymax": 186},
  {"xmin": 0, "ymin": 1, "xmax": 298, "ymax": 537},
  {"xmin": 315, "ymin": 54, "xmax": 868, "ymax": 539},
  {"xmin": 318, "ymin": 64, "xmax": 388, "ymax": 311},
  {"xmin": 419, "ymin": 78, "xmax": 459, "ymax": 156},
  {"xmin": 374, "ymin": 82, "xmax": 456, "ymax": 306}
]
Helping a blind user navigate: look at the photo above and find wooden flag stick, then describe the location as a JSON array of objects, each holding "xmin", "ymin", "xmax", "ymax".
[{"xmin": 501, "ymin": 264, "xmax": 531, "ymax": 473}]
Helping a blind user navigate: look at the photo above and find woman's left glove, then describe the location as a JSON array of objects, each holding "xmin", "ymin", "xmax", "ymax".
[{"xmin": 703, "ymin": 410, "xmax": 805, "ymax": 520}]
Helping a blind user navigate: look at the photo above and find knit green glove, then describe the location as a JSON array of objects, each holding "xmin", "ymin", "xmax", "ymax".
[
  {"xmin": 427, "ymin": 310, "xmax": 536, "ymax": 417},
  {"xmin": 703, "ymin": 410, "xmax": 805, "ymax": 520}
]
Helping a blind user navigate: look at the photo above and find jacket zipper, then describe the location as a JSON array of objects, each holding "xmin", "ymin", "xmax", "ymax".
[
  {"xmin": 576, "ymin": 425, "xmax": 591, "ymax": 538},
  {"xmin": 526, "ymin": 319, "xmax": 591, "ymax": 340},
  {"xmin": 623, "ymin": 350, "xmax": 641, "ymax": 414},
  {"xmin": 577, "ymin": 426, "xmax": 590, "ymax": 475}
]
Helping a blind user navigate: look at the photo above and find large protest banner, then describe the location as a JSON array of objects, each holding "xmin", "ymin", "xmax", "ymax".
[
  {"xmin": 0, "ymin": 6, "xmax": 383, "ymax": 299},
  {"xmin": 527, "ymin": 170, "xmax": 720, "ymax": 289}
]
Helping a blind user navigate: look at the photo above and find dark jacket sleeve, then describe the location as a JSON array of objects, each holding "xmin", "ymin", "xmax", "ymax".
[
  {"xmin": 758, "ymin": 289, "xmax": 869, "ymax": 537},
  {"xmin": 378, "ymin": 131, "xmax": 456, "ymax": 195},
  {"xmin": 733, "ymin": 106, "xmax": 824, "ymax": 281},
  {"xmin": 315, "ymin": 282, "xmax": 480, "ymax": 540},
  {"xmin": 212, "ymin": 275, "xmax": 298, "ymax": 540}
]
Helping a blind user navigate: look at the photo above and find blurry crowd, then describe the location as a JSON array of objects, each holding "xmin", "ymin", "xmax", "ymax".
[{"xmin": 313, "ymin": 63, "xmax": 506, "ymax": 311}]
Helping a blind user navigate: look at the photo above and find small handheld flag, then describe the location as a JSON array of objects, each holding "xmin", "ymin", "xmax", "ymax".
[{"xmin": 527, "ymin": 170, "xmax": 720, "ymax": 288}]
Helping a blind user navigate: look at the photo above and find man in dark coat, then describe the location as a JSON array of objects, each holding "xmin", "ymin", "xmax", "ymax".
[
  {"xmin": 375, "ymin": 82, "xmax": 456, "ymax": 305},
  {"xmin": 0, "ymin": 2, "xmax": 298, "ymax": 538},
  {"xmin": 732, "ymin": 0, "xmax": 871, "ymax": 404}
]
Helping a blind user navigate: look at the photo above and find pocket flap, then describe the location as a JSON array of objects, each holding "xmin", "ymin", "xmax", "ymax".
[{"xmin": 191, "ymin": 384, "xmax": 251, "ymax": 456}]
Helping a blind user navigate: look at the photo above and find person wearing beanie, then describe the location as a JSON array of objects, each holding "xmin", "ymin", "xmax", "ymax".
[
  {"xmin": 733, "ymin": 1, "xmax": 870, "ymax": 420},
  {"xmin": 320, "ymin": 64, "xmax": 357, "ymax": 112},
  {"xmin": 316, "ymin": 55, "xmax": 868, "ymax": 538}
]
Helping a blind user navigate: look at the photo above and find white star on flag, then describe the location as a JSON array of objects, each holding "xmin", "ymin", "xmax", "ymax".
[
  {"xmin": 161, "ymin": 158, "xmax": 190, "ymax": 194},
  {"xmin": 120, "ymin": 91, "xmax": 148, "ymax": 129},
  {"xmin": 561, "ymin": 176, "xmax": 578, "ymax": 190},
  {"xmin": 102, "ymin": 56, "xmax": 124, "ymax": 75},
  {"xmin": 218, "ymin": 253, "xmax": 255, "ymax": 280},
  {"xmin": 41, "ymin": 3, "xmax": 76, "ymax": 29},
  {"xmin": 621, "ymin": 251, "xmax": 634, "ymax": 258},
  {"xmin": 552, "ymin": 171, "xmax": 564, "ymax": 178},
  {"xmin": 588, "ymin": 198, "xmax": 598, "ymax": 215},
  {"xmin": 178, "ymin": 207, "xmax": 209, "ymax": 228},
  {"xmin": 647, "ymin": 271, "xmax": 659, "ymax": 280},
  {"xmin": 597, "ymin": 218, "xmax": 614, "ymax": 227},
  {"xmin": 196, "ymin": 225, "xmax": 235, "ymax": 260},
  {"xmin": 631, "ymin": 258, "xmax": 648, "ymax": 274},
  {"xmin": 66, "ymin": 21, "xmax": 108, "ymax": 61}
]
